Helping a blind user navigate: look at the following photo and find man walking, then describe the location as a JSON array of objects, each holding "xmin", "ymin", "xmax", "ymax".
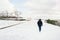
[{"xmin": 37, "ymin": 19, "xmax": 43, "ymax": 32}]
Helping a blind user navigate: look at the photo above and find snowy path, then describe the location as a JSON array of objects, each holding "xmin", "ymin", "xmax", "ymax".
[{"xmin": 0, "ymin": 20, "xmax": 60, "ymax": 40}]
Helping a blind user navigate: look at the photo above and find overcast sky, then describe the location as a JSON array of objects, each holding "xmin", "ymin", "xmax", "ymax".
[
  {"xmin": 0, "ymin": 0, "xmax": 60, "ymax": 19},
  {"xmin": 10, "ymin": 0, "xmax": 60, "ymax": 18},
  {"xmin": 0, "ymin": 0, "xmax": 16, "ymax": 12}
]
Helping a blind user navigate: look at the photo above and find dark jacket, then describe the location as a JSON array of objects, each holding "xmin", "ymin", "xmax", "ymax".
[{"xmin": 37, "ymin": 19, "xmax": 43, "ymax": 27}]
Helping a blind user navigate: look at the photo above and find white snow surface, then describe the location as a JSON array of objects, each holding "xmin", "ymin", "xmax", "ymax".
[{"xmin": 0, "ymin": 20, "xmax": 60, "ymax": 40}]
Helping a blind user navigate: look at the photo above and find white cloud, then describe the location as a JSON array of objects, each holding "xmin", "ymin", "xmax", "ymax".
[
  {"xmin": 0, "ymin": 0, "xmax": 16, "ymax": 12},
  {"xmin": 22, "ymin": 0, "xmax": 60, "ymax": 19}
]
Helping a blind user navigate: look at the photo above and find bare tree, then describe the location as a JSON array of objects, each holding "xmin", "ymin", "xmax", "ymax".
[
  {"xmin": 6, "ymin": 10, "xmax": 8, "ymax": 17},
  {"xmin": 14, "ymin": 11, "xmax": 19, "ymax": 20}
]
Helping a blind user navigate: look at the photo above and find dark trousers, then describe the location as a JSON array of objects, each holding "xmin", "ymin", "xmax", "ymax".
[{"xmin": 38, "ymin": 25, "xmax": 41, "ymax": 32}]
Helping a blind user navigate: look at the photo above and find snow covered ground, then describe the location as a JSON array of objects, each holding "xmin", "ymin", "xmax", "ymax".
[{"xmin": 0, "ymin": 20, "xmax": 60, "ymax": 40}]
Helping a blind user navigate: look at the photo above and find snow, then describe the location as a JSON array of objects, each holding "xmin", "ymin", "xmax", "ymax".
[{"xmin": 0, "ymin": 20, "xmax": 60, "ymax": 40}]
